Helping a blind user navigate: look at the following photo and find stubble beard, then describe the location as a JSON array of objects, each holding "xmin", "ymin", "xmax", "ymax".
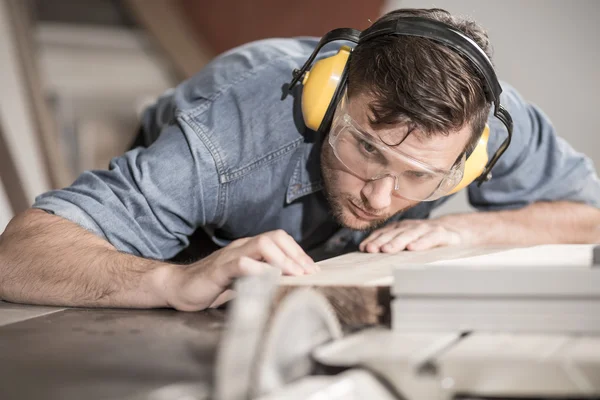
[{"xmin": 320, "ymin": 141, "xmax": 398, "ymax": 232}]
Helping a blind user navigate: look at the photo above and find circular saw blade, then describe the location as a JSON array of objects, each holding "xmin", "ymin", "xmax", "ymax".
[
  {"xmin": 214, "ymin": 270, "xmax": 280, "ymax": 400},
  {"xmin": 251, "ymin": 288, "xmax": 343, "ymax": 397}
]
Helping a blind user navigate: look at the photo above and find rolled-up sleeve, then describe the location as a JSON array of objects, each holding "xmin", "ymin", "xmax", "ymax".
[
  {"xmin": 33, "ymin": 117, "xmax": 221, "ymax": 260},
  {"xmin": 468, "ymin": 83, "xmax": 600, "ymax": 211}
]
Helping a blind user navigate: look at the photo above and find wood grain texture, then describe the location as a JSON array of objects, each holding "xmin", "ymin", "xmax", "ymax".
[
  {"xmin": 275, "ymin": 247, "xmax": 509, "ymax": 326},
  {"xmin": 279, "ymin": 245, "xmax": 515, "ymax": 287},
  {"xmin": 273, "ymin": 286, "xmax": 386, "ymax": 327},
  {"xmin": 276, "ymin": 245, "xmax": 596, "ymax": 327}
]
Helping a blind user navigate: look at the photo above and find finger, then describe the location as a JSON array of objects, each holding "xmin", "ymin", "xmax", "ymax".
[
  {"xmin": 379, "ymin": 224, "xmax": 432, "ymax": 253},
  {"xmin": 359, "ymin": 230, "xmax": 387, "ymax": 252},
  {"xmin": 230, "ymin": 256, "xmax": 281, "ymax": 277},
  {"xmin": 268, "ymin": 230, "xmax": 319, "ymax": 273},
  {"xmin": 405, "ymin": 229, "xmax": 460, "ymax": 251},
  {"xmin": 364, "ymin": 224, "xmax": 421, "ymax": 253},
  {"xmin": 361, "ymin": 225, "xmax": 408, "ymax": 252},
  {"xmin": 364, "ymin": 229, "xmax": 406, "ymax": 253},
  {"xmin": 248, "ymin": 235, "xmax": 306, "ymax": 276},
  {"xmin": 197, "ymin": 257, "xmax": 276, "ymax": 309},
  {"xmin": 359, "ymin": 224, "xmax": 402, "ymax": 251},
  {"xmin": 361, "ymin": 220, "xmax": 426, "ymax": 252}
]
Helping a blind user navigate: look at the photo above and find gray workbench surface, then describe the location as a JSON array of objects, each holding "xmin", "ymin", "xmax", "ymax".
[{"xmin": 0, "ymin": 301, "xmax": 226, "ymax": 400}]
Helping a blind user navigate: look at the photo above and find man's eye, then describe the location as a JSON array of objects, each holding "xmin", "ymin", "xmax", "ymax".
[
  {"xmin": 360, "ymin": 140, "xmax": 377, "ymax": 154},
  {"xmin": 406, "ymin": 171, "xmax": 432, "ymax": 180}
]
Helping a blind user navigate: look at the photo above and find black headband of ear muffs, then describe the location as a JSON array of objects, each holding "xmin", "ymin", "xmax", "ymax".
[{"xmin": 288, "ymin": 17, "xmax": 513, "ymax": 184}]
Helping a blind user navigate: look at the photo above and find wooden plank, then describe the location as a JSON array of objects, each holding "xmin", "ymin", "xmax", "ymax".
[
  {"xmin": 0, "ymin": 0, "xmax": 50, "ymax": 201},
  {"xmin": 0, "ymin": 120, "xmax": 28, "ymax": 214},
  {"xmin": 277, "ymin": 245, "xmax": 595, "ymax": 327},
  {"xmin": 276, "ymin": 246, "xmax": 512, "ymax": 326},
  {"xmin": 392, "ymin": 298, "xmax": 600, "ymax": 333},
  {"xmin": 280, "ymin": 244, "xmax": 595, "ymax": 288},
  {"xmin": 277, "ymin": 247, "xmax": 508, "ymax": 326},
  {"xmin": 0, "ymin": 178, "xmax": 13, "ymax": 232},
  {"xmin": 279, "ymin": 245, "xmax": 515, "ymax": 287},
  {"xmin": 4, "ymin": 0, "xmax": 72, "ymax": 189},
  {"xmin": 429, "ymin": 244, "xmax": 595, "ymax": 267}
]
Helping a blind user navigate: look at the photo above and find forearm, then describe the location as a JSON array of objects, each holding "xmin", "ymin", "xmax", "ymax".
[
  {"xmin": 441, "ymin": 201, "xmax": 600, "ymax": 246},
  {"xmin": 0, "ymin": 209, "xmax": 173, "ymax": 308}
]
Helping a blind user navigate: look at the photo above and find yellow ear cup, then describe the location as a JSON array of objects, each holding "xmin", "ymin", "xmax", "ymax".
[
  {"xmin": 448, "ymin": 125, "xmax": 490, "ymax": 194},
  {"xmin": 301, "ymin": 46, "xmax": 352, "ymax": 131}
]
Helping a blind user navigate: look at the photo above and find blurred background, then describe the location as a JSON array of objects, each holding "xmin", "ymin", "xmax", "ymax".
[{"xmin": 0, "ymin": 0, "xmax": 598, "ymax": 232}]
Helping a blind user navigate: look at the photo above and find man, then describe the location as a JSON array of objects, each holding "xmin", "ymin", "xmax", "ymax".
[{"xmin": 1, "ymin": 9, "xmax": 599, "ymax": 311}]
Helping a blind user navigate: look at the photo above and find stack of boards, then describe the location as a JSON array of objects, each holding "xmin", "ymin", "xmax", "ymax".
[
  {"xmin": 391, "ymin": 244, "xmax": 600, "ymax": 333},
  {"xmin": 280, "ymin": 244, "xmax": 599, "ymax": 332}
]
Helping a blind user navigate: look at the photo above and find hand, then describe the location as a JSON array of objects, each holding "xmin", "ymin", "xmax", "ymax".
[
  {"xmin": 359, "ymin": 218, "xmax": 466, "ymax": 254},
  {"xmin": 162, "ymin": 230, "xmax": 318, "ymax": 311}
]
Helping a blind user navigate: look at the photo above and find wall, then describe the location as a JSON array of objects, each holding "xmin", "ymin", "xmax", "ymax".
[
  {"xmin": 383, "ymin": 0, "xmax": 600, "ymax": 216},
  {"xmin": 180, "ymin": 0, "xmax": 384, "ymax": 55}
]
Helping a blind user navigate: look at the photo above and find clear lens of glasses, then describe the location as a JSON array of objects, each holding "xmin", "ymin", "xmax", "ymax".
[{"xmin": 328, "ymin": 93, "xmax": 464, "ymax": 201}]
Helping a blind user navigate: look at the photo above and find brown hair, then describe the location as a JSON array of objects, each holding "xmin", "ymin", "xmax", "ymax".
[{"xmin": 347, "ymin": 8, "xmax": 493, "ymax": 154}]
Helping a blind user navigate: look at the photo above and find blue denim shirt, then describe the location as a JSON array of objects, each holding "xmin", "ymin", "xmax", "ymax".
[{"xmin": 33, "ymin": 38, "xmax": 600, "ymax": 261}]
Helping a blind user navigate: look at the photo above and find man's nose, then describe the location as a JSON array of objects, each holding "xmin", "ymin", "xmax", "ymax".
[{"xmin": 361, "ymin": 175, "xmax": 395, "ymax": 210}]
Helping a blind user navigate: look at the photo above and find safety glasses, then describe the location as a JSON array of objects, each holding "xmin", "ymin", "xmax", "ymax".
[{"xmin": 328, "ymin": 93, "xmax": 465, "ymax": 201}]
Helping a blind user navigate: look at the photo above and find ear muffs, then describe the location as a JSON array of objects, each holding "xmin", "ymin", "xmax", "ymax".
[
  {"xmin": 301, "ymin": 45, "xmax": 491, "ymax": 195},
  {"xmin": 301, "ymin": 46, "xmax": 351, "ymax": 132},
  {"xmin": 448, "ymin": 125, "xmax": 490, "ymax": 194}
]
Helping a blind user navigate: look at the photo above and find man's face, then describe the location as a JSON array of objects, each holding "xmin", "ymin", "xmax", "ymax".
[{"xmin": 320, "ymin": 91, "xmax": 473, "ymax": 231}]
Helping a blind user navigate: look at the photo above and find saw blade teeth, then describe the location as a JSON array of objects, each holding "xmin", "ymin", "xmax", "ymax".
[{"xmin": 250, "ymin": 288, "xmax": 343, "ymax": 398}]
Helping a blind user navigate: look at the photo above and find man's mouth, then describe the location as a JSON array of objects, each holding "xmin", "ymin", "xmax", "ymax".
[{"xmin": 349, "ymin": 201, "xmax": 382, "ymax": 220}]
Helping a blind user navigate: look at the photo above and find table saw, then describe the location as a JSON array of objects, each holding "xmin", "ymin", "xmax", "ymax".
[{"xmin": 1, "ymin": 244, "xmax": 599, "ymax": 400}]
